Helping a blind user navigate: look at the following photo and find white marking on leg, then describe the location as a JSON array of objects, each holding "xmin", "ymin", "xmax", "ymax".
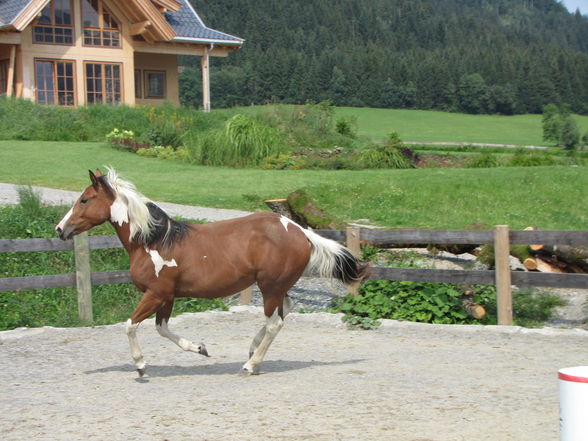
[
  {"xmin": 110, "ymin": 197, "xmax": 129, "ymax": 226},
  {"xmin": 125, "ymin": 319, "xmax": 145, "ymax": 371},
  {"xmin": 56, "ymin": 208, "xmax": 73, "ymax": 232},
  {"xmin": 243, "ymin": 308, "xmax": 284, "ymax": 374},
  {"xmin": 156, "ymin": 320, "xmax": 202, "ymax": 353},
  {"xmin": 280, "ymin": 215, "xmax": 303, "ymax": 232},
  {"xmin": 249, "ymin": 297, "xmax": 292, "ymax": 357},
  {"xmin": 147, "ymin": 249, "xmax": 177, "ymax": 277}
]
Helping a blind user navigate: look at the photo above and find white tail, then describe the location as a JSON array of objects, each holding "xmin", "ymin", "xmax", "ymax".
[{"xmin": 302, "ymin": 228, "xmax": 366, "ymax": 283}]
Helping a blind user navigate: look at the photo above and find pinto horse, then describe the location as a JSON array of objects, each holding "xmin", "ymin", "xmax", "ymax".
[{"xmin": 56, "ymin": 168, "xmax": 367, "ymax": 376}]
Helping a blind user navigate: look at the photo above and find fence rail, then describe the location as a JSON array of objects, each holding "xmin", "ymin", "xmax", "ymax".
[{"xmin": 1, "ymin": 227, "xmax": 587, "ymax": 325}]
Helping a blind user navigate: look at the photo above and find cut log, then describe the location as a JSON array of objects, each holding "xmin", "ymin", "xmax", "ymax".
[
  {"xmin": 287, "ymin": 189, "xmax": 344, "ymax": 229},
  {"xmin": 264, "ymin": 199, "xmax": 306, "ymax": 226},
  {"xmin": 523, "ymin": 258, "xmax": 538, "ymax": 271},
  {"xmin": 461, "ymin": 290, "xmax": 486, "ymax": 320},
  {"xmin": 535, "ymin": 257, "xmax": 565, "ymax": 273}
]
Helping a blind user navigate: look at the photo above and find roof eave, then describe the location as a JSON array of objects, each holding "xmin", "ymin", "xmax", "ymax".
[{"xmin": 172, "ymin": 36, "xmax": 244, "ymax": 46}]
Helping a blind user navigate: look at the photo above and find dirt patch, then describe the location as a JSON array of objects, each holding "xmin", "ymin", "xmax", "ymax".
[{"xmin": 1, "ymin": 308, "xmax": 587, "ymax": 441}]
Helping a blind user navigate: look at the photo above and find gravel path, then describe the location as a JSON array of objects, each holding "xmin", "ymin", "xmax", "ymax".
[{"xmin": 1, "ymin": 308, "xmax": 587, "ymax": 441}]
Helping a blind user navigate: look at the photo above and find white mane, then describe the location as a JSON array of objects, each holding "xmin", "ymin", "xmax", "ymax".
[{"xmin": 105, "ymin": 168, "xmax": 154, "ymax": 241}]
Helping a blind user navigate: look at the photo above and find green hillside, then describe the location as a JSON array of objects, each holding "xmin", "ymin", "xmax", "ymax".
[{"xmin": 183, "ymin": 0, "xmax": 588, "ymax": 114}]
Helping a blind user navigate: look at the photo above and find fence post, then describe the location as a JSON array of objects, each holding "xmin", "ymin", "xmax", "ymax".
[
  {"xmin": 239, "ymin": 285, "xmax": 253, "ymax": 305},
  {"xmin": 346, "ymin": 226, "xmax": 361, "ymax": 296},
  {"xmin": 494, "ymin": 225, "xmax": 513, "ymax": 325},
  {"xmin": 74, "ymin": 232, "xmax": 93, "ymax": 323}
]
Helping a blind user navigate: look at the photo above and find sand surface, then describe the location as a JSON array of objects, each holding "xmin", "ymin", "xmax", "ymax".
[{"xmin": 1, "ymin": 307, "xmax": 587, "ymax": 441}]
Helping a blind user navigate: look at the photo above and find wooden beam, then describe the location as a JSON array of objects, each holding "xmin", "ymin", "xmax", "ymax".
[
  {"xmin": 6, "ymin": 45, "xmax": 16, "ymax": 96},
  {"xmin": 0, "ymin": 32, "xmax": 21, "ymax": 44},
  {"xmin": 494, "ymin": 225, "xmax": 513, "ymax": 326},
  {"xmin": 129, "ymin": 20, "xmax": 151, "ymax": 36},
  {"xmin": 201, "ymin": 50, "xmax": 210, "ymax": 112}
]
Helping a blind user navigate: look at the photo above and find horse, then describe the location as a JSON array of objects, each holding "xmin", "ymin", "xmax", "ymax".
[{"xmin": 55, "ymin": 168, "xmax": 368, "ymax": 376}]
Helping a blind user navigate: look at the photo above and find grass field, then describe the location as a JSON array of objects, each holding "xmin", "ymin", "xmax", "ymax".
[
  {"xmin": 335, "ymin": 107, "xmax": 588, "ymax": 146},
  {"xmin": 1, "ymin": 140, "xmax": 586, "ymax": 230}
]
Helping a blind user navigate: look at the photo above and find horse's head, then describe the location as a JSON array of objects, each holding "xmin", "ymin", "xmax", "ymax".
[{"xmin": 55, "ymin": 169, "xmax": 115, "ymax": 240}]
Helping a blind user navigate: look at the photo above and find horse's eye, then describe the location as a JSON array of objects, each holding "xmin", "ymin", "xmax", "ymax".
[{"xmin": 81, "ymin": 199, "xmax": 88, "ymax": 204}]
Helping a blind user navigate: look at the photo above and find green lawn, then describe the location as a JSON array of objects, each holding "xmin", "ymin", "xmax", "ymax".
[
  {"xmin": 335, "ymin": 107, "xmax": 588, "ymax": 146},
  {"xmin": 1, "ymin": 140, "xmax": 586, "ymax": 230}
]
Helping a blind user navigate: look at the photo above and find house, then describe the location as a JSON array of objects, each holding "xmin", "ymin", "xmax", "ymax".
[{"xmin": 0, "ymin": 0, "xmax": 243, "ymax": 110}]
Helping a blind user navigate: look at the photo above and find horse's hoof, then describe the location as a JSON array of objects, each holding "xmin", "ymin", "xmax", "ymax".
[
  {"xmin": 137, "ymin": 367, "xmax": 146, "ymax": 377},
  {"xmin": 239, "ymin": 366, "xmax": 260, "ymax": 376},
  {"xmin": 198, "ymin": 343, "xmax": 210, "ymax": 357}
]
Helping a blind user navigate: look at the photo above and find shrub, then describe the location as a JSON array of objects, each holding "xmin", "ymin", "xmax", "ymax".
[
  {"xmin": 331, "ymin": 280, "xmax": 565, "ymax": 328},
  {"xmin": 359, "ymin": 145, "xmax": 414, "ymax": 169},
  {"xmin": 465, "ymin": 152, "xmax": 500, "ymax": 168},
  {"xmin": 506, "ymin": 150, "xmax": 556, "ymax": 167}
]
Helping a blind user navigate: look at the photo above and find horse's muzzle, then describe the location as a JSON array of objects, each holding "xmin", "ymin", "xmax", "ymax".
[{"xmin": 55, "ymin": 225, "xmax": 75, "ymax": 241}]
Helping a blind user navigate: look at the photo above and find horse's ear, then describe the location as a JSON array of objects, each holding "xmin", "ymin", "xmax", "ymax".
[
  {"xmin": 89, "ymin": 170, "xmax": 99, "ymax": 188},
  {"xmin": 94, "ymin": 168, "xmax": 104, "ymax": 177}
]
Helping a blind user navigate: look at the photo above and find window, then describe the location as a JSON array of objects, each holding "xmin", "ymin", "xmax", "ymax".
[
  {"xmin": 34, "ymin": 59, "xmax": 76, "ymax": 106},
  {"xmin": 82, "ymin": 0, "xmax": 121, "ymax": 47},
  {"xmin": 33, "ymin": 0, "xmax": 73, "ymax": 45},
  {"xmin": 85, "ymin": 62, "xmax": 122, "ymax": 104},
  {"xmin": 134, "ymin": 69, "xmax": 142, "ymax": 99},
  {"xmin": 0, "ymin": 61, "xmax": 7, "ymax": 94},
  {"xmin": 144, "ymin": 71, "xmax": 166, "ymax": 98}
]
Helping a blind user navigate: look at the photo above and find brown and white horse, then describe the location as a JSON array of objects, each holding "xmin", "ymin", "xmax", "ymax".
[{"xmin": 56, "ymin": 168, "xmax": 367, "ymax": 376}]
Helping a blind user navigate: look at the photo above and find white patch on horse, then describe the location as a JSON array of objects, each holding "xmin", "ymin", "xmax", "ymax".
[
  {"xmin": 110, "ymin": 197, "xmax": 129, "ymax": 226},
  {"xmin": 147, "ymin": 249, "xmax": 177, "ymax": 277},
  {"xmin": 56, "ymin": 208, "xmax": 73, "ymax": 231},
  {"xmin": 280, "ymin": 215, "xmax": 303, "ymax": 232}
]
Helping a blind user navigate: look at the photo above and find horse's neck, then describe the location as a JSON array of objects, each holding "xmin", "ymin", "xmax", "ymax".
[{"xmin": 111, "ymin": 220, "xmax": 141, "ymax": 255}]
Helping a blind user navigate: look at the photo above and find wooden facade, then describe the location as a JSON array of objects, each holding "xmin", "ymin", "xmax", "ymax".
[{"xmin": 0, "ymin": 0, "xmax": 243, "ymax": 110}]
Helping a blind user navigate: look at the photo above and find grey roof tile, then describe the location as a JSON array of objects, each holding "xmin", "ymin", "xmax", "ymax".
[
  {"xmin": 166, "ymin": 0, "xmax": 243, "ymax": 44},
  {"xmin": 0, "ymin": 0, "xmax": 29, "ymax": 28}
]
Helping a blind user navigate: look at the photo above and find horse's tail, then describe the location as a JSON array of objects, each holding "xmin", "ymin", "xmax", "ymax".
[{"xmin": 302, "ymin": 228, "xmax": 369, "ymax": 284}]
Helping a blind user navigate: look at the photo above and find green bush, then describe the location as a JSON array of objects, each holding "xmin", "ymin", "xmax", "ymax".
[
  {"xmin": 465, "ymin": 152, "xmax": 500, "ymax": 168},
  {"xmin": 506, "ymin": 150, "xmax": 557, "ymax": 167},
  {"xmin": 331, "ymin": 280, "xmax": 565, "ymax": 328}
]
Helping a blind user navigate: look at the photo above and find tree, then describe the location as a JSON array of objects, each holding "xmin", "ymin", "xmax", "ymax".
[
  {"xmin": 542, "ymin": 103, "xmax": 561, "ymax": 144},
  {"xmin": 559, "ymin": 115, "xmax": 580, "ymax": 149},
  {"xmin": 457, "ymin": 73, "xmax": 488, "ymax": 114}
]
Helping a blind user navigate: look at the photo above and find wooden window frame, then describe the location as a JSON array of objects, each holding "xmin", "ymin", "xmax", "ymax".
[
  {"xmin": 34, "ymin": 58, "xmax": 77, "ymax": 106},
  {"xmin": 32, "ymin": 0, "xmax": 74, "ymax": 46},
  {"xmin": 82, "ymin": 0, "xmax": 121, "ymax": 48},
  {"xmin": 144, "ymin": 70, "xmax": 166, "ymax": 99},
  {"xmin": 134, "ymin": 69, "xmax": 142, "ymax": 99},
  {"xmin": 84, "ymin": 61, "xmax": 123, "ymax": 105},
  {"xmin": 0, "ymin": 60, "xmax": 7, "ymax": 95}
]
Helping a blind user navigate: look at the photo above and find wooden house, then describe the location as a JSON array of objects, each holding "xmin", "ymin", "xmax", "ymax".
[{"xmin": 0, "ymin": 0, "xmax": 243, "ymax": 110}]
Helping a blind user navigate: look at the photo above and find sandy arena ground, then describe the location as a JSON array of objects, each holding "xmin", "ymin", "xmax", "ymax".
[{"xmin": 1, "ymin": 307, "xmax": 587, "ymax": 441}]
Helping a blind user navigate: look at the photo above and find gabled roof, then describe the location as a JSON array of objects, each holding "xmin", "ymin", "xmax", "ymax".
[
  {"xmin": 0, "ymin": 0, "xmax": 243, "ymax": 46},
  {"xmin": 167, "ymin": 0, "xmax": 243, "ymax": 45}
]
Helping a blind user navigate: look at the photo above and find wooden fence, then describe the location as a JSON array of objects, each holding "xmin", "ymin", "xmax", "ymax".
[{"xmin": 1, "ymin": 227, "xmax": 587, "ymax": 326}]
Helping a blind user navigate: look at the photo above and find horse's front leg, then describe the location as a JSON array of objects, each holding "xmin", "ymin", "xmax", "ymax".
[
  {"xmin": 155, "ymin": 299, "xmax": 209, "ymax": 357},
  {"xmin": 126, "ymin": 289, "xmax": 167, "ymax": 377}
]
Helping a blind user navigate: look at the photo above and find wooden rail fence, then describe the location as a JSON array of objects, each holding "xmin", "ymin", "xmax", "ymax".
[{"xmin": 1, "ymin": 228, "xmax": 587, "ymax": 325}]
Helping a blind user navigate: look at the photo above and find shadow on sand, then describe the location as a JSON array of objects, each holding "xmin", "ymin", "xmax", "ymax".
[{"xmin": 84, "ymin": 358, "xmax": 366, "ymax": 381}]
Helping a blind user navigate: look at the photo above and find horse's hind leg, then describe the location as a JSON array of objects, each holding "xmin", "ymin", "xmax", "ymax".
[
  {"xmin": 155, "ymin": 299, "xmax": 209, "ymax": 357},
  {"xmin": 249, "ymin": 295, "xmax": 293, "ymax": 358},
  {"xmin": 242, "ymin": 294, "xmax": 293, "ymax": 375}
]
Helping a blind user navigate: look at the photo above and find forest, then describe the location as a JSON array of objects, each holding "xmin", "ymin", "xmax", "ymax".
[{"xmin": 180, "ymin": 0, "xmax": 588, "ymax": 115}]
